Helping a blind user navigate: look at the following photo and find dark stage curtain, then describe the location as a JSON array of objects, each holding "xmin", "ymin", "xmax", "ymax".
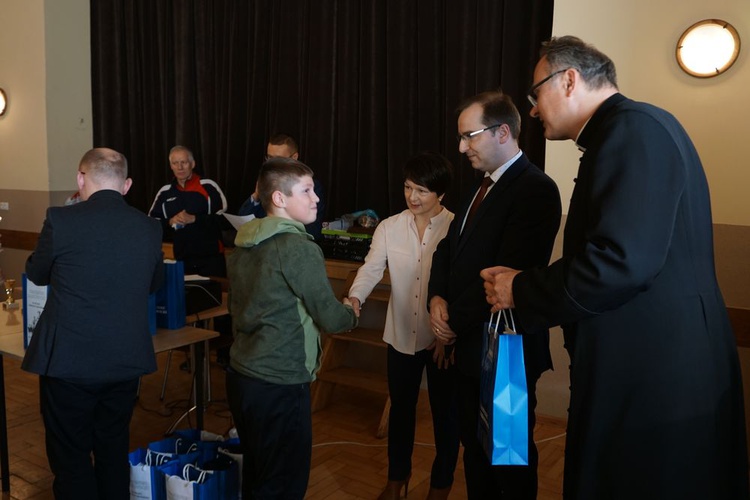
[{"xmin": 91, "ymin": 0, "xmax": 554, "ymax": 220}]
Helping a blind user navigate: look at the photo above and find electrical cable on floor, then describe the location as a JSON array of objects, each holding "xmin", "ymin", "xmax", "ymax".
[
  {"xmin": 535, "ymin": 432, "xmax": 567, "ymax": 444},
  {"xmin": 313, "ymin": 432, "xmax": 566, "ymax": 449}
]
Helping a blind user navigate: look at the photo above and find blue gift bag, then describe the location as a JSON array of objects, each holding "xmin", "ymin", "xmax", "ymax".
[
  {"xmin": 201, "ymin": 453, "xmax": 240, "ymax": 500},
  {"xmin": 478, "ymin": 309, "xmax": 529, "ymax": 465},
  {"xmin": 170, "ymin": 429, "xmax": 240, "ymax": 499},
  {"xmin": 166, "ymin": 463, "xmax": 222, "ymax": 500},
  {"xmin": 148, "ymin": 436, "xmax": 200, "ymax": 463},
  {"xmin": 155, "ymin": 260, "xmax": 186, "ymax": 329},
  {"xmin": 129, "ymin": 448, "xmax": 181, "ymax": 500}
]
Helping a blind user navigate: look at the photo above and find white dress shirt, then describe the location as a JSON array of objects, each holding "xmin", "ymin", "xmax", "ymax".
[{"xmin": 348, "ymin": 207, "xmax": 454, "ymax": 355}]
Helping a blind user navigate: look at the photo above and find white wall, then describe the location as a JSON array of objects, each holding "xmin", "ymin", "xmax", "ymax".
[
  {"xmin": 0, "ymin": 0, "xmax": 90, "ymax": 195},
  {"xmin": 0, "ymin": 0, "xmax": 50, "ymax": 191},
  {"xmin": 548, "ymin": 0, "xmax": 750, "ymax": 226},
  {"xmin": 44, "ymin": 0, "xmax": 93, "ymax": 191}
]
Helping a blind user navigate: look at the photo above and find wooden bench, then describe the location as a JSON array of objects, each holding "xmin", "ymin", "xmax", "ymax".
[{"xmin": 311, "ymin": 268, "xmax": 391, "ymax": 438}]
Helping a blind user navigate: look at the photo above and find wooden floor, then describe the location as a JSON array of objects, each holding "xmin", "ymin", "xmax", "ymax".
[{"xmin": 0, "ymin": 350, "xmax": 566, "ymax": 499}]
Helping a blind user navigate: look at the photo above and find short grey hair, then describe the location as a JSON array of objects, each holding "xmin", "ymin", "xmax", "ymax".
[{"xmin": 540, "ymin": 36, "xmax": 618, "ymax": 90}]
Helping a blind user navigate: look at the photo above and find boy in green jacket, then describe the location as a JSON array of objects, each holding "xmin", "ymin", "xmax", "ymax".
[{"xmin": 226, "ymin": 158, "xmax": 358, "ymax": 499}]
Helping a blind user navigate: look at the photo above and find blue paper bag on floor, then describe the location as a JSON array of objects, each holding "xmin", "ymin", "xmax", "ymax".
[
  {"xmin": 201, "ymin": 453, "xmax": 240, "ymax": 500},
  {"xmin": 148, "ymin": 436, "xmax": 201, "ymax": 465},
  {"xmin": 166, "ymin": 463, "xmax": 221, "ymax": 500},
  {"xmin": 478, "ymin": 309, "xmax": 529, "ymax": 465},
  {"xmin": 129, "ymin": 448, "xmax": 182, "ymax": 500}
]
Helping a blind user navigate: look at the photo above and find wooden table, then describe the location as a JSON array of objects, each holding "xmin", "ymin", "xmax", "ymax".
[
  {"xmin": 186, "ymin": 292, "xmax": 229, "ymax": 325},
  {"xmin": 0, "ymin": 301, "xmax": 218, "ymax": 493}
]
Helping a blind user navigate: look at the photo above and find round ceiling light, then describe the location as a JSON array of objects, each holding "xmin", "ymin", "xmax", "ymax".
[
  {"xmin": 676, "ymin": 19, "xmax": 741, "ymax": 78},
  {"xmin": 0, "ymin": 88, "xmax": 7, "ymax": 116}
]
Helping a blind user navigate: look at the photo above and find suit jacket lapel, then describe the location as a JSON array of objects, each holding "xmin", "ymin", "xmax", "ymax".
[{"xmin": 453, "ymin": 154, "xmax": 529, "ymax": 257}]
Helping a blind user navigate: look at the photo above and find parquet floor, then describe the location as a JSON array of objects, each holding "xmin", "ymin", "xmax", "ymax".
[{"xmin": 0, "ymin": 351, "xmax": 566, "ymax": 499}]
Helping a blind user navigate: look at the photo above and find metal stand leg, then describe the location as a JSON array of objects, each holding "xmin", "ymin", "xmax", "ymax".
[
  {"xmin": 160, "ymin": 350, "xmax": 173, "ymax": 401},
  {"xmin": 0, "ymin": 355, "xmax": 10, "ymax": 492},
  {"xmin": 165, "ymin": 341, "xmax": 208, "ymax": 434}
]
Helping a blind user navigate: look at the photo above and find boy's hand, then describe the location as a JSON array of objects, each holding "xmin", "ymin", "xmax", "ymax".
[{"xmin": 343, "ymin": 297, "xmax": 361, "ymax": 317}]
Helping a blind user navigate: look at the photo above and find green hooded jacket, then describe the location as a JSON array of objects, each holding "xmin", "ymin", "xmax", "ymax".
[{"xmin": 227, "ymin": 216, "xmax": 358, "ymax": 384}]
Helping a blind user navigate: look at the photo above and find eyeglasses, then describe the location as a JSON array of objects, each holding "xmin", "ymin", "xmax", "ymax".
[
  {"xmin": 456, "ymin": 124, "xmax": 501, "ymax": 144},
  {"xmin": 526, "ymin": 68, "xmax": 570, "ymax": 107}
]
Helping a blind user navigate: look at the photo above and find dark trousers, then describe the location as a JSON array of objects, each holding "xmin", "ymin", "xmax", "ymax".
[
  {"xmin": 226, "ymin": 368, "xmax": 312, "ymax": 499},
  {"xmin": 39, "ymin": 375, "xmax": 138, "ymax": 500},
  {"xmin": 386, "ymin": 345, "xmax": 460, "ymax": 489},
  {"xmin": 457, "ymin": 370, "xmax": 540, "ymax": 500}
]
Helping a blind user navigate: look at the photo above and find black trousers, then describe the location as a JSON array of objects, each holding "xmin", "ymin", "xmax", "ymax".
[
  {"xmin": 386, "ymin": 345, "xmax": 460, "ymax": 489},
  {"xmin": 39, "ymin": 375, "xmax": 139, "ymax": 500},
  {"xmin": 226, "ymin": 368, "xmax": 312, "ymax": 499},
  {"xmin": 457, "ymin": 370, "xmax": 540, "ymax": 500}
]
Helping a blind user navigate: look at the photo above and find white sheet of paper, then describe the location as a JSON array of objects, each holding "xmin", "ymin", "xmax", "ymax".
[{"xmin": 223, "ymin": 213, "xmax": 255, "ymax": 230}]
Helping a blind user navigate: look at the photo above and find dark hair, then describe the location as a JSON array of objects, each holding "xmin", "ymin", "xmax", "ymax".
[
  {"xmin": 257, "ymin": 157, "xmax": 314, "ymax": 211},
  {"xmin": 268, "ymin": 133, "xmax": 299, "ymax": 155},
  {"xmin": 456, "ymin": 90, "xmax": 521, "ymax": 139},
  {"xmin": 540, "ymin": 36, "xmax": 618, "ymax": 90},
  {"xmin": 402, "ymin": 151, "xmax": 453, "ymax": 197}
]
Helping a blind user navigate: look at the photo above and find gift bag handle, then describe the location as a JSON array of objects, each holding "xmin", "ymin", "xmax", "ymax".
[
  {"xmin": 488, "ymin": 309, "xmax": 517, "ymax": 336},
  {"xmin": 182, "ymin": 463, "xmax": 214, "ymax": 484},
  {"xmin": 146, "ymin": 449, "xmax": 173, "ymax": 466}
]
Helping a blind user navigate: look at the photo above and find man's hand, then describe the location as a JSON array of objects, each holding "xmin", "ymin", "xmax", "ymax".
[
  {"xmin": 480, "ymin": 266, "xmax": 520, "ymax": 313},
  {"xmin": 170, "ymin": 210, "xmax": 196, "ymax": 227},
  {"xmin": 428, "ymin": 340, "xmax": 455, "ymax": 369},
  {"xmin": 429, "ymin": 296, "xmax": 456, "ymax": 344}
]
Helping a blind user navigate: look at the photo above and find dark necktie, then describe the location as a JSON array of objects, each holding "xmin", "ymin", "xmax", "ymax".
[{"xmin": 464, "ymin": 176, "xmax": 494, "ymax": 229}]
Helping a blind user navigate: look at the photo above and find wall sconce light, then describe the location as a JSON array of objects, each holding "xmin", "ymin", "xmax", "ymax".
[
  {"xmin": 676, "ymin": 19, "xmax": 741, "ymax": 78},
  {"xmin": 0, "ymin": 88, "xmax": 7, "ymax": 116}
]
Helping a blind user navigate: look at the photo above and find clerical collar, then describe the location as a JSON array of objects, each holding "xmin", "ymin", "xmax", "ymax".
[{"xmin": 574, "ymin": 117, "xmax": 592, "ymax": 152}]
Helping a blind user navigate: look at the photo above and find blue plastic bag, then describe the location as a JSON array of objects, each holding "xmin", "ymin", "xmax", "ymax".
[{"xmin": 478, "ymin": 309, "xmax": 529, "ymax": 465}]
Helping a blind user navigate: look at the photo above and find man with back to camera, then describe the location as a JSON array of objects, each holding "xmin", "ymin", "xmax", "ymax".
[
  {"xmin": 149, "ymin": 145, "xmax": 229, "ymax": 276},
  {"xmin": 238, "ymin": 133, "xmax": 326, "ymax": 239},
  {"xmin": 22, "ymin": 148, "xmax": 164, "ymax": 500},
  {"xmin": 428, "ymin": 90, "xmax": 561, "ymax": 499},
  {"xmin": 481, "ymin": 36, "xmax": 749, "ymax": 499}
]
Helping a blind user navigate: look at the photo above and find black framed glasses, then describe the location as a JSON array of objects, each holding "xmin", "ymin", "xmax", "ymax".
[
  {"xmin": 527, "ymin": 68, "xmax": 571, "ymax": 107},
  {"xmin": 456, "ymin": 124, "xmax": 502, "ymax": 143}
]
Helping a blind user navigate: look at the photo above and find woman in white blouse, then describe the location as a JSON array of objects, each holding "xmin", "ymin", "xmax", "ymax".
[{"xmin": 347, "ymin": 152, "xmax": 460, "ymax": 500}]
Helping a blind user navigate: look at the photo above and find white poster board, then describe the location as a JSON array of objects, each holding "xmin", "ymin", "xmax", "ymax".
[{"xmin": 22, "ymin": 274, "xmax": 48, "ymax": 349}]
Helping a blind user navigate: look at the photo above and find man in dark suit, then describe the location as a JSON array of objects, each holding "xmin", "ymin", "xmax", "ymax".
[
  {"xmin": 428, "ymin": 90, "xmax": 561, "ymax": 498},
  {"xmin": 22, "ymin": 148, "xmax": 164, "ymax": 500},
  {"xmin": 482, "ymin": 36, "xmax": 749, "ymax": 500}
]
